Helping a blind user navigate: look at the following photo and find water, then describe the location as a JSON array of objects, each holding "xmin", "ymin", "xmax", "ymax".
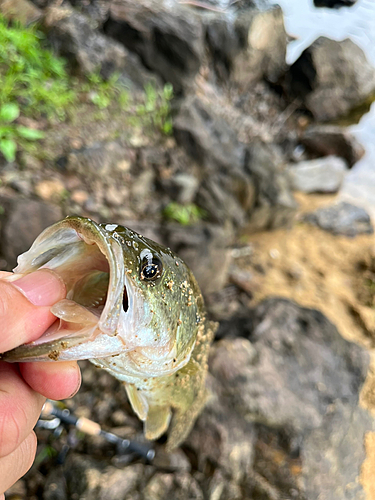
[
  {"xmin": 203, "ymin": 0, "xmax": 375, "ymax": 217},
  {"xmin": 275, "ymin": 0, "xmax": 375, "ymax": 219}
]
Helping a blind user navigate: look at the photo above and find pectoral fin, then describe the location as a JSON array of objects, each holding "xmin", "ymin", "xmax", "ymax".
[
  {"xmin": 125, "ymin": 384, "xmax": 149, "ymax": 421},
  {"xmin": 145, "ymin": 405, "xmax": 172, "ymax": 440}
]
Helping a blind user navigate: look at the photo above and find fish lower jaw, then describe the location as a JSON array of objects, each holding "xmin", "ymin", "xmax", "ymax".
[{"xmin": 91, "ymin": 344, "xmax": 193, "ymax": 381}]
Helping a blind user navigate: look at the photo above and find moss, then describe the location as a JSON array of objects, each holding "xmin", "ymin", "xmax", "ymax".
[{"xmin": 163, "ymin": 202, "xmax": 206, "ymax": 226}]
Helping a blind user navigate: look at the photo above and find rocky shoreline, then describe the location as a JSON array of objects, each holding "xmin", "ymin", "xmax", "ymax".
[{"xmin": 2, "ymin": 1, "xmax": 375, "ymax": 499}]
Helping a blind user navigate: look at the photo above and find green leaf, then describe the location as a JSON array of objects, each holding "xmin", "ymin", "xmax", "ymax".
[
  {"xmin": 17, "ymin": 126, "xmax": 45, "ymax": 140},
  {"xmin": 0, "ymin": 103, "xmax": 20, "ymax": 123},
  {"xmin": 0, "ymin": 138, "xmax": 17, "ymax": 162}
]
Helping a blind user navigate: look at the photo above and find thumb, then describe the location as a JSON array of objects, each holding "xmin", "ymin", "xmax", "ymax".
[{"xmin": 0, "ymin": 270, "xmax": 66, "ymax": 353}]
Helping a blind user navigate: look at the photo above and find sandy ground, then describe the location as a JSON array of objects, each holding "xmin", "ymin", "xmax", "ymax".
[{"xmin": 238, "ymin": 193, "xmax": 375, "ymax": 497}]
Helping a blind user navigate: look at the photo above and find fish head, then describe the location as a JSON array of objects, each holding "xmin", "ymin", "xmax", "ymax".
[{"xmin": 1, "ymin": 217, "xmax": 203, "ymax": 378}]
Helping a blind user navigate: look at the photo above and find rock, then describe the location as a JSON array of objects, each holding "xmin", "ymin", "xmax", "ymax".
[
  {"xmin": 304, "ymin": 201, "xmax": 374, "ymax": 237},
  {"xmin": 302, "ymin": 400, "xmax": 371, "ymax": 500},
  {"xmin": 46, "ymin": 455, "xmax": 145, "ymax": 500},
  {"xmin": 66, "ymin": 140, "xmax": 134, "ymax": 182},
  {"xmin": 171, "ymin": 173, "xmax": 199, "ymax": 205},
  {"xmin": 289, "ymin": 37, "xmax": 375, "ymax": 121},
  {"xmin": 186, "ymin": 373, "xmax": 256, "ymax": 483},
  {"xmin": 244, "ymin": 142, "xmax": 297, "ymax": 231},
  {"xmin": 0, "ymin": 0, "xmax": 42, "ymax": 24},
  {"xmin": 45, "ymin": 6, "xmax": 157, "ymax": 86},
  {"xmin": 314, "ymin": 0, "xmax": 357, "ymax": 7},
  {"xmin": 232, "ymin": 6, "xmax": 287, "ymax": 86},
  {"xmin": 164, "ymin": 222, "xmax": 234, "ymax": 295},
  {"xmin": 174, "ymin": 96, "xmax": 245, "ymax": 171},
  {"xmin": 287, "ymin": 156, "xmax": 347, "ymax": 193},
  {"xmin": 205, "ymin": 16, "xmax": 239, "ymax": 80},
  {"xmin": 209, "ymin": 298, "xmax": 372, "ymax": 498},
  {"xmin": 104, "ymin": 0, "xmax": 204, "ymax": 91},
  {"xmin": 70, "ymin": 0, "xmax": 110, "ymax": 24},
  {"xmin": 143, "ymin": 472, "xmax": 203, "ymax": 500},
  {"xmin": 174, "ymin": 96, "xmax": 296, "ymax": 230},
  {"xmin": 0, "ymin": 196, "xmax": 63, "ymax": 268},
  {"xmin": 174, "ymin": 95, "xmax": 255, "ymax": 227},
  {"xmin": 205, "ymin": 6, "xmax": 287, "ymax": 85},
  {"xmin": 300, "ymin": 125, "xmax": 365, "ymax": 168},
  {"xmin": 35, "ymin": 179, "xmax": 66, "ymax": 201}
]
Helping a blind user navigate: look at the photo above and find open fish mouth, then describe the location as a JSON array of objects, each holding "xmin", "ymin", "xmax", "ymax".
[{"xmin": 2, "ymin": 217, "xmax": 135, "ymax": 362}]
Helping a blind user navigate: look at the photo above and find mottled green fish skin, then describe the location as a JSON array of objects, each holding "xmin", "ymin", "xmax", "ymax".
[{"xmin": 93, "ymin": 223, "xmax": 217, "ymax": 450}]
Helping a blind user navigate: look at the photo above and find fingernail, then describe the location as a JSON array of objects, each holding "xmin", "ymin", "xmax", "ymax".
[
  {"xmin": 69, "ymin": 367, "xmax": 82, "ymax": 398},
  {"xmin": 13, "ymin": 270, "xmax": 66, "ymax": 306}
]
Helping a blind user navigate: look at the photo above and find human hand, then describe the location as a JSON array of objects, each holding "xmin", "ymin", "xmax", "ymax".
[{"xmin": 0, "ymin": 270, "xmax": 81, "ymax": 498}]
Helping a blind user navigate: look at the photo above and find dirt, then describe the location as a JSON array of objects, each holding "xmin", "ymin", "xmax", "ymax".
[{"xmin": 235, "ymin": 192, "xmax": 375, "ymax": 498}]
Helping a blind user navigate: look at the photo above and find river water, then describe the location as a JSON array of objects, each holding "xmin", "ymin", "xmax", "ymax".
[{"xmin": 274, "ymin": 0, "xmax": 375, "ymax": 219}]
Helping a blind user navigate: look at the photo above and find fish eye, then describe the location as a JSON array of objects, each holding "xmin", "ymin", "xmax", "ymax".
[{"xmin": 140, "ymin": 255, "xmax": 163, "ymax": 281}]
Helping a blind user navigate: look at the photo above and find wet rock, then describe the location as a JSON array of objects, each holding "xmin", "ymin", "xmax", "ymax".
[
  {"xmin": 289, "ymin": 37, "xmax": 375, "ymax": 121},
  {"xmin": 45, "ymin": 6, "xmax": 157, "ymax": 86},
  {"xmin": 210, "ymin": 298, "xmax": 372, "ymax": 498},
  {"xmin": 300, "ymin": 125, "xmax": 365, "ymax": 168},
  {"xmin": 0, "ymin": 196, "xmax": 63, "ymax": 268},
  {"xmin": 314, "ymin": 0, "xmax": 357, "ymax": 7},
  {"xmin": 304, "ymin": 201, "xmax": 374, "ymax": 237},
  {"xmin": 287, "ymin": 156, "xmax": 347, "ymax": 193},
  {"xmin": 104, "ymin": 0, "xmax": 204, "ymax": 91}
]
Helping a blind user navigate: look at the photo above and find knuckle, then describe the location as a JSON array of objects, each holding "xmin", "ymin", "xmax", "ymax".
[{"xmin": 0, "ymin": 399, "xmax": 26, "ymax": 457}]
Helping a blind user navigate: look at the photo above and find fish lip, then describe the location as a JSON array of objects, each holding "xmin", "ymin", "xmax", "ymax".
[{"xmin": 3, "ymin": 217, "xmax": 137, "ymax": 361}]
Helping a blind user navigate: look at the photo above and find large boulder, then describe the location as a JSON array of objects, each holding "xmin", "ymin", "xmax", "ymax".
[
  {"xmin": 289, "ymin": 37, "xmax": 375, "ymax": 121},
  {"xmin": 45, "ymin": 6, "xmax": 157, "ymax": 86},
  {"xmin": 104, "ymin": 0, "xmax": 204, "ymax": 92},
  {"xmin": 174, "ymin": 96, "xmax": 296, "ymax": 230},
  {"xmin": 210, "ymin": 298, "xmax": 373, "ymax": 499}
]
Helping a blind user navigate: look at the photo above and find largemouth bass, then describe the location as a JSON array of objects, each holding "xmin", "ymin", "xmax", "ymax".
[{"xmin": 1, "ymin": 217, "xmax": 216, "ymax": 449}]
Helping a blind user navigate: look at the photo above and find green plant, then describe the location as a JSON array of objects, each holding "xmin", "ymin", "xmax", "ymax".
[
  {"xmin": 83, "ymin": 72, "xmax": 130, "ymax": 110},
  {"xmin": 0, "ymin": 103, "xmax": 44, "ymax": 161},
  {"xmin": 163, "ymin": 202, "xmax": 206, "ymax": 226},
  {"xmin": 136, "ymin": 83, "xmax": 174, "ymax": 135},
  {"xmin": 0, "ymin": 15, "xmax": 75, "ymax": 118}
]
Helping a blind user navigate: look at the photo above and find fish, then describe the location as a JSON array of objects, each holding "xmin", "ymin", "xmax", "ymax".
[{"xmin": 1, "ymin": 216, "xmax": 216, "ymax": 450}]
